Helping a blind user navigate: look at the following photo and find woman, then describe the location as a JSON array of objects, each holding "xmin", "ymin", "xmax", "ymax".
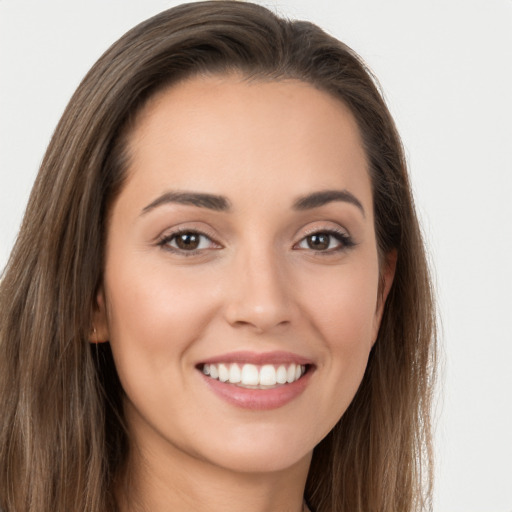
[{"xmin": 0, "ymin": 2, "xmax": 436, "ymax": 511}]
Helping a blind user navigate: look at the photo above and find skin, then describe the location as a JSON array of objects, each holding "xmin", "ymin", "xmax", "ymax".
[{"xmin": 93, "ymin": 74, "xmax": 395, "ymax": 512}]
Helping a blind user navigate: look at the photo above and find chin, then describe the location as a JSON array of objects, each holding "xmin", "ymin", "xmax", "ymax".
[
  {"xmin": 205, "ymin": 443, "xmax": 313, "ymax": 475},
  {"xmin": 186, "ymin": 423, "xmax": 319, "ymax": 475}
]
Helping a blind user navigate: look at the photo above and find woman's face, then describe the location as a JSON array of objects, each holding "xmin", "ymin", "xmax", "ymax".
[{"xmin": 95, "ymin": 75, "xmax": 394, "ymax": 475}]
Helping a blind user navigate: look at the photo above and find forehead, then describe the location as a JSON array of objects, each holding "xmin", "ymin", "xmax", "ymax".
[{"xmin": 121, "ymin": 74, "xmax": 372, "ymax": 214}]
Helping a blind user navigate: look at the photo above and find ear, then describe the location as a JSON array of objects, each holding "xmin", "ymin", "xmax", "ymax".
[
  {"xmin": 90, "ymin": 286, "xmax": 110, "ymax": 344},
  {"xmin": 372, "ymin": 249, "xmax": 397, "ymax": 345}
]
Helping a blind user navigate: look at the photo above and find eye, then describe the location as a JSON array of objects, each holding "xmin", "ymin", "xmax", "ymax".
[
  {"xmin": 158, "ymin": 230, "xmax": 219, "ymax": 254},
  {"xmin": 296, "ymin": 230, "xmax": 354, "ymax": 252}
]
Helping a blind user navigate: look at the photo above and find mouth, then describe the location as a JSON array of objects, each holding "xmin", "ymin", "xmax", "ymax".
[
  {"xmin": 196, "ymin": 351, "xmax": 314, "ymax": 409},
  {"xmin": 198, "ymin": 362, "xmax": 310, "ymax": 389}
]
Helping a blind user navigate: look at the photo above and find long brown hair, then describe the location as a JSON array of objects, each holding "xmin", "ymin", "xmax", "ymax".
[{"xmin": 0, "ymin": 2, "xmax": 436, "ymax": 511}]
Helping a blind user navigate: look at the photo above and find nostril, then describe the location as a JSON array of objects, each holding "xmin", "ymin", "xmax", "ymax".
[
  {"xmin": 224, "ymin": 299, "xmax": 294, "ymax": 333},
  {"xmin": 223, "ymin": 263, "xmax": 295, "ymax": 332}
]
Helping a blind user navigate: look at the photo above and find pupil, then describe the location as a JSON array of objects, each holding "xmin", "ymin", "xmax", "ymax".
[
  {"xmin": 308, "ymin": 234, "xmax": 329, "ymax": 250},
  {"xmin": 176, "ymin": 232, "xmax": 199, "ymax": 250}
]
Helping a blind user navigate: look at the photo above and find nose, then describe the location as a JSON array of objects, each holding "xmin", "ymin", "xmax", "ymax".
[{"xmin": 223, "ymin": 245, "xmax": 295, "ymax": 333}]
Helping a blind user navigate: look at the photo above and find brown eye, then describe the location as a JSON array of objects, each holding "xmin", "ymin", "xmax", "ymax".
[
  {"xmin": 306, "ymin": 233, "xmax": 331, "ymax": 250},
  {"xmin": 159, "ymin": 230, "xmax": 219, "ymax": 254},
  {"xmin": 296, "ymin": 230, "xmax": 354, "ymax": 252},
  {"xmin": 175, "ymin": 232, "xmax": 201, "ymax": 250}
]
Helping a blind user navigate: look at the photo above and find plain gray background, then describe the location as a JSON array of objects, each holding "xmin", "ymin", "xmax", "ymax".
[{"xmin": 1, "ymin": 1, "xmax": 511, "ymax": 510}]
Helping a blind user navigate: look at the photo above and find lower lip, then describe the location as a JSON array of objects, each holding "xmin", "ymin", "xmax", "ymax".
[{"xmin": 199, "ymin": 369, "xmax": 313, "ymax": 410}]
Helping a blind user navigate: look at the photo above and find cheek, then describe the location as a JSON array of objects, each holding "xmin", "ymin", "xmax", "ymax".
[
  {"xmin": 307, "ymin": 260, "xmax": 380, "ymax": 349},
  {"xmin": 103, "ymin": 257, "xmax": 221, "ymax": 376},
  {"xmin": 297, "ymin": 258, "xmax": 379, "ymax": 415},
  {"xmin": 317, "ymin": 288, "xmax": 376, "ymax": 389}
]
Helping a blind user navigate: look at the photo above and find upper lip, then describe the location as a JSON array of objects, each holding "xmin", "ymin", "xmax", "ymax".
[{"xmin": 198, "ymin": 350, "xmax": 314, "ymax": 366}]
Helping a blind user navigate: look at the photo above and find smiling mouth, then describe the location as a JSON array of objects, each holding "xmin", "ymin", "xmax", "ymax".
[{"xmin": 199, "ymin": 362, "xmax": 309, "ymax": 389}]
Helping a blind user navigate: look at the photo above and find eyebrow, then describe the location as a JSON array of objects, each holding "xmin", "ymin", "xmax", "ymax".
[
  {"xmin": 293, "ymin": 189, "xmax": 365, "ymax": 217},
  {"xmin": 140, "ymin": 188, "xmax": 365, "ymax": 217},
  {"xmin": 141, "ymin": 191, "xmax": 231, "ymax": 214}
]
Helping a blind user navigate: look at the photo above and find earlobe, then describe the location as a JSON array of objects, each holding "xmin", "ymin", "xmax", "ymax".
[
  {"xmin": 372, "ymin": 249, "xmax": 397, "ymax": 345},
  {"xmin": 90, "ymin": 287, "xmax": 110, "ymax": 344}
]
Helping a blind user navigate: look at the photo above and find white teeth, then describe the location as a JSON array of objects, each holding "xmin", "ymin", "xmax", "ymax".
[
  {"xmin": 201, "ymin": 362, "xmax": 307, "ymax": 387},
  {"xmin": 259, "ymin": 365, "xmax": 276, "ymax": 386},
  {"xmin": 276, "ymin": 365, "xmax": 288, "ymax": 384},
  {"xmin": 218, "ymin": 364, "xmax": 229, "ymax": 382},
  {"xmin": 241, "ymin": 364, "xmax": 259, "ymax": 386},
  {"xmin": 228, "ymin": 363, "xmax": 241, "ymax": 383},
  {"xmin": 286, "ymin": 363, "xmax": 296, "ymax": 383},
  {"xmin": 209, "ymin": 364, "xmax": 219, "ymax": 379}
]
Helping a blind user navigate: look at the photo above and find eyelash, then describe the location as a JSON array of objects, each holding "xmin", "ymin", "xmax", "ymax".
[
  {"xmin": 157, "ymin": 227, "xmax": 355, "ymax": 256},
  {"xmin": 294, "ymin": 228, "xmax": 355, "ymax": 254},
  {"xmin": 157, "ymin": 229, "xmax": 220, "ymax": 256}
]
